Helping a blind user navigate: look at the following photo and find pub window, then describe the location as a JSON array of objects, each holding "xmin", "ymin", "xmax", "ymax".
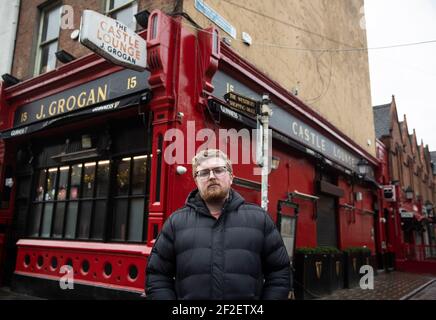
[
  {"xmin": 106, "ymin": 0, "xmax": 138, "ymax": 31},
  {"xmin": 111, "ymin": 155, "xmax": 148, "ymax": 242},
  {"xmin": 35, "ymin": 3, "xmax": 61, "ymax": 75},
  {"xmin": 28, "ymin": 154, "xmax": 149, "ymax": 243}
]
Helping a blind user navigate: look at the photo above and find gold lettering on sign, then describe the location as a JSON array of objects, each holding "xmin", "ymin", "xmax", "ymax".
[
  {"xmin": 21, "ymin": 112, "xmax": 28, "ymax": 123},
  {"xmin": 77, "ymin": 92, "xmax": 87, "ymax": 108},
  {"xmin": 57, "ymin": 99, "xmax": 65, "ymax": 114},
  {"xmin": 36, "ymin": 105, "xmax": 44, "ymax": 119},
  {"xmin": 19, "ymin": 83, "xmax": 111, "ymax": 125},
  {"xmin": 66, "ymin": 95, "xmax": 76, "ymax": 111},
  {"xmin": 98, "ymin": 84, "xmax": 107, "ymax": 101},
  {"xmin": 86, "ymin": 90, "xmax": 95, "ymax": 105},
  {"xmin": 48, "ymin": 101, "xmax": 57, "ymax": 116}
]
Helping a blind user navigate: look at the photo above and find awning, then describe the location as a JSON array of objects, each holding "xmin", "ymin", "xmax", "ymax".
[
  {"xmin": 0, "ymin": 92, "xmax": 147, "ymax": 140},
  {"xmin": 363, "ymin": 175, "xmax": 382, "ymax": 189}
]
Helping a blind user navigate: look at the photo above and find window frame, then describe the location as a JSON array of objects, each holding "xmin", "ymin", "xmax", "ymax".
[
  {"xmin": 34, "ymin": 2, "xmax": 62, "ymax": 75},
  {"xmin": 105, "ymin": 0, "xmax": 138, "ymax": 31},
  {"xmin": 28, "ymin": 153, "xmax": 150, "ymax": 243}
]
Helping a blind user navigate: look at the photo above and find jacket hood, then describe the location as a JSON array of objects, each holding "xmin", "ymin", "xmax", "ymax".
[{"xmin": 185, "ymin": 188, "xmax": 245, "ymax": 216}]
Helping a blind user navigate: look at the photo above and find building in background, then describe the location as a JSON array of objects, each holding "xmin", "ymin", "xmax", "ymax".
[
  {"xmin": 373, "ymin": 96, "xmax": 436, "ymax": 275},
  {"xmin": 0, "ymin": 0, "xmax": 20, "ymax": 76},
  {"xmin": 0, "ymin": 0, "xmax": 20, "ymax": 286},
  {"xmin": 0, "ymin": 0, "xmax": 382, "ymax": 299}
]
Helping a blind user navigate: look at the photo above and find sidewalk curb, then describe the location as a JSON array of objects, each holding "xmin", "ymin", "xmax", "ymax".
[{"xmin": 400, "ymin": 279, "xmax": 436, "ymax": 300}]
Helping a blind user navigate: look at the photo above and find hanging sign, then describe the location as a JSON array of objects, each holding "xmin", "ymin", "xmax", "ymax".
[{"xmin": 80, "ymin": 10, "xmax": 147, "ymax": 71}]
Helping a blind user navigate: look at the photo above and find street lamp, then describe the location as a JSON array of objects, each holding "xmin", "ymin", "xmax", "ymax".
[
  {"xmin": 405, "ymin": 186, "xmax": 414, "ymax": 200},
  {"xmin": 271, "ymin": 156, "xmax": 281, "ymax": 170},
  {"xmin": 357, "ymin": 158, "xmax": 371, "ymax": 176},
  {"xmin": 425, "ymin": 200, "xmax": 433, "ymax": 212}
]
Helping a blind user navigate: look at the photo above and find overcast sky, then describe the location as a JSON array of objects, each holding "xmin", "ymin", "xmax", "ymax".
[{"xmin": 364, "ymin": 0, "xmax": 436, "ymax": 150}]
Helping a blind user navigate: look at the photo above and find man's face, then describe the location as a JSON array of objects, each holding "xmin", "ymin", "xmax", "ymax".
[{"xmin": 194, "ymin": 157, "xmax": 233, "ymax": 203}]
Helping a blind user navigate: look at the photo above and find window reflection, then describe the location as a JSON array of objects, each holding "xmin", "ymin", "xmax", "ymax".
[
  {"xmin": 132, "ymin": 155, "xmax": 147, "ymax": 194},
  {"xmin": 116, "ymin": 158, "xmax": 130, "ymax": 196},
  {"xmin": 57, "ymin": 166, "xmax": 69, "ymax": 200},
  {"xmin": 108, "ymin": 0, "xmax": 138, "ymax": 31},
  {"xmin": 70, "ymin": 164, "xmax": 82, "ymax": 200},
  {"xmin": 65, "ymin": 201, "xmax": 78, "ymax": 239},
  {"xmin": 46, "ymin": 168, "xmax": 58, "ymax": 200},
  {"xmin": 96, "ymin": 160, "xmax": 110, "ymax": 197},
  {"xmin": 83, "ymin": 162, "xmax": 96, "ymax": 198},
  {"xmin": 113, "ymin": 199, "xmax": 128, "ymax": 240},
  {"xmin": 35, "ymin": 169, "xmax": 47, "ymax": 201},
  {"xmin": 128, "ymin": 198, "xmax": 144, "ymax": 241}
]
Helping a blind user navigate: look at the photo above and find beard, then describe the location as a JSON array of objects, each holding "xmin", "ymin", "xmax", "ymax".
[{"xmin": 200, "ymin": 182, "xmax": 230, "ymax": 203}]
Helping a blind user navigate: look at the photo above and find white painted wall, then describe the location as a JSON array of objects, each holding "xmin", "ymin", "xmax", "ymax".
[{"xmin": 0, "ymin": 0, "xmax": 20, "ymax": 75}]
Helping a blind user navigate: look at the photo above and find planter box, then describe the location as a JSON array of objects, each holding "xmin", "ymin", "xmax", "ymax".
[
  {"xmin": 343, "ymin": 252, "xmax": 361, "ymax": 288},
  {"xmin": 294, "ymin": 253, "xmax": 332, "ymax": 300},
  {"xmin": 329, "ymin": 253, "xmax": 344, "ymax": 291}
]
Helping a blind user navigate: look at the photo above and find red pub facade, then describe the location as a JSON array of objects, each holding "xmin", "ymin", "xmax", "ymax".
[{"xmin": 0, "ymin": 10, "xmax": 382, "ymax": 298}]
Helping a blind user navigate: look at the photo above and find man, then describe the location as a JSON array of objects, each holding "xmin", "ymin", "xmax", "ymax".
[{"xmin": 145, "ymin": 149, "xmax": 290, "ymax": 299}]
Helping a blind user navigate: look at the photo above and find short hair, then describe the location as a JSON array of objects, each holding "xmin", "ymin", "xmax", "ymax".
[{"xmin": 192, "ymin": 149, "xmax": 233, "ymax": 178}]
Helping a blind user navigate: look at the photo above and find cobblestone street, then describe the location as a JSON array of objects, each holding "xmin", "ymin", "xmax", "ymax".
[{"xmin": 319, "ymin": 271, "xmax": 436, "ymax": 300}]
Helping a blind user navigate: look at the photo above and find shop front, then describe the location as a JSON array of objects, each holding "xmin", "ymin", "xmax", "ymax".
[
  {"xmin": 0, "ymin": 9, "xmax": 381, "ymax": 298},
  {"xmin": 0, "ymin": 54, "xmax": 155, "ymax": 297}
]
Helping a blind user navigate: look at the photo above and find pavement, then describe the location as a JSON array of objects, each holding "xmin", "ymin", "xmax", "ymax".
[
  {"xmin": 0, "ymin": 286, "xmax": 44, "ymax": 300},
  {"xmin": 319, "ymin": 270, "xmax": 436, "ymax": 300},
  {"xmin": 0, "ymin": 271, "xmax": 435, "ymax": 300},
  {"xmin": 407, "ymin": 280, "xmax": 436, "ymax": 300}
]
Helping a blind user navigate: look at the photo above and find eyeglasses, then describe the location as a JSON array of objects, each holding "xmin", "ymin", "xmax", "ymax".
[{"xmin": 195, "ymin": 166, "xmax": 228, "ymax": 180}]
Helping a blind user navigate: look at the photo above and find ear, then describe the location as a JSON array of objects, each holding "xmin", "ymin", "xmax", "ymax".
[{"xmin": 194, "ymin": 177, "xmax": 200, "ymax": 189}]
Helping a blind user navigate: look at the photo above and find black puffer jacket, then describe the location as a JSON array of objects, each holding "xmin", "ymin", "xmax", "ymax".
[{"xmin": 145, "ymin": 189, "xmax": 291, "ymax": 300}]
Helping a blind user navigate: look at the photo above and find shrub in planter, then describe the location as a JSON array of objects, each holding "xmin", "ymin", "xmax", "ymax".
[{"xmin": 294, "ymin": 247, "xmax": 341, "ymax": 300}]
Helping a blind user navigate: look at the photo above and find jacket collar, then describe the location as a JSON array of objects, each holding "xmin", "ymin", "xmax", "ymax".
[{"xmin": 185, "ymin": 188, "xmax": 245, "ymax": 216}]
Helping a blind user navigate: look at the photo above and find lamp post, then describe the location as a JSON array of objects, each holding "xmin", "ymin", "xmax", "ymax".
[{"xmin": 258, "ymin": 94, "xmax": 272, "ymax": 211}]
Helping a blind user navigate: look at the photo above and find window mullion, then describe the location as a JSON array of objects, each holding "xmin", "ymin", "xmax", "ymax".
[
  {"xmin": 37, "ymin": 169, "xmax": 47, "ymax": 237},
  {"xmin": 49, "ymin": 167, "xmax": 60, "ymax": 238},
  {"xmin": 106, "ymin": 158, "xmax": 118, "ymax": 242},
  {"xmin": 75, "ymin": 163, "xmax": 85, "ymax": 239},
  {"xmin": 125, "ymin": 157, "xmax": 134, "ymax": 242},
  {"xmin": 62, "ymin": 165, "xmax": 72, "ymax": 238},
  {"xmin": 89, "ymin": 162, "xmax": 98, "ymax": 239}
]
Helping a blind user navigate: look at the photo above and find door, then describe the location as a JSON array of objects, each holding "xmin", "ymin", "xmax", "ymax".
[
  {"xmin": 316, "ymin": 194, "xmax": 338, "ymax": 247},
  {"xmin": 2, "ymin": 171, "xmax": 32, "ymax": 285}
]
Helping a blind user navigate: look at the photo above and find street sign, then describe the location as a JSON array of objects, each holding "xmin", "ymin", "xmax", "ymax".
[
  {"xmin": 224, "ymin": 91, "xmax": 259, "ymax": 118},
  {"xmin": 382, "ymin": 185, "xmax": 396, "ymax": 202},
  {"xmin": 80, "ymin": 10, "xmax": 147, "ymax": 71}
]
